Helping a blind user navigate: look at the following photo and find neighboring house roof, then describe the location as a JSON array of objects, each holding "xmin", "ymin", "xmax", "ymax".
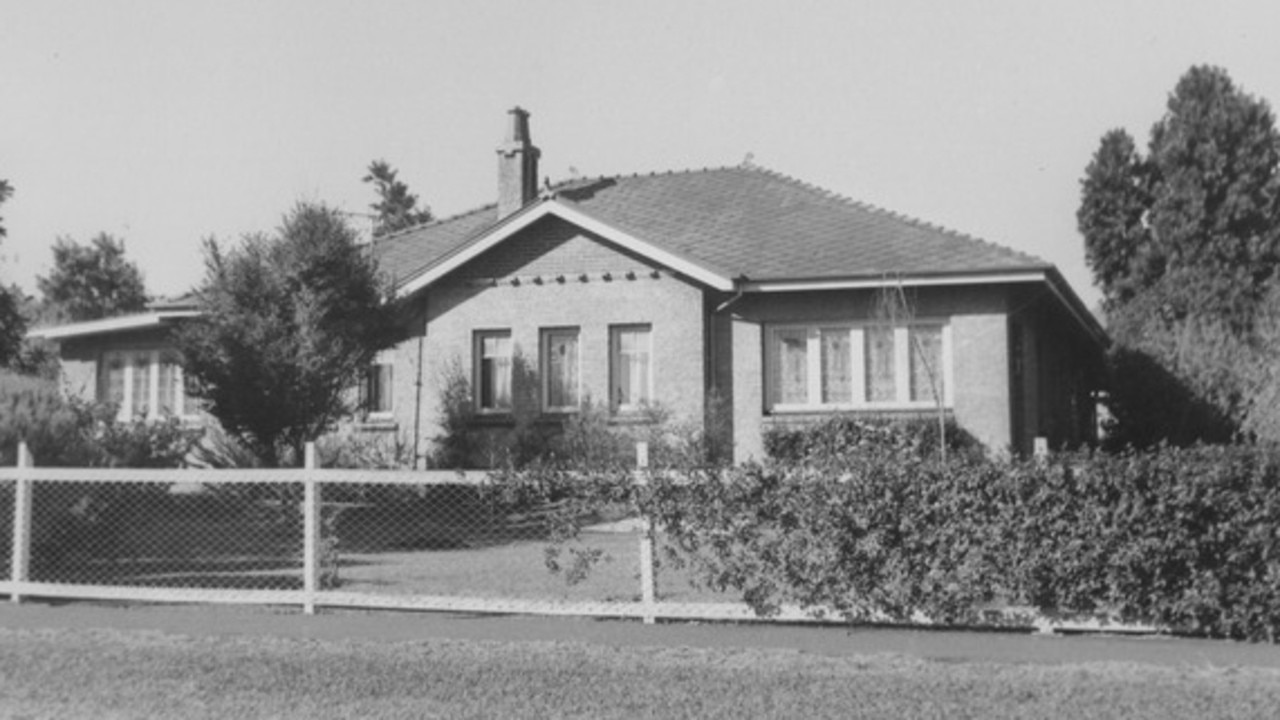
[{"xmin": 27, "ymin": 306, "xmax": 199, "ymax": 340}]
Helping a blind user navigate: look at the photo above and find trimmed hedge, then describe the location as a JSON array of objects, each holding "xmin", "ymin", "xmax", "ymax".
[{"xmin": 646, "ymin": 444, "xmax": 1280, "ymax": 641}]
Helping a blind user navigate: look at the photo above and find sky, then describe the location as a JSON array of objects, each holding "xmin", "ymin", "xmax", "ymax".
[{"xmin": 4, "ymin": 1, "xmax": 1280, "ymax": 313}]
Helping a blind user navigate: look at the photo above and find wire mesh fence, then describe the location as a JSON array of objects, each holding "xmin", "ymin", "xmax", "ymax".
[
  {"xmin": 25, "ymin": 477, "xmax": 304, "ymax": 591},
  {"xmin": 0, "ymin": 444, "xmax": 749, "ymax": 620}
]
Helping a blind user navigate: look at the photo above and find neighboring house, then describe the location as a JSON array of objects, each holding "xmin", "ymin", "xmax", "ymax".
[{"xmin": 33, "ymin": 108, "xmax": 1106, "ymax": 464}]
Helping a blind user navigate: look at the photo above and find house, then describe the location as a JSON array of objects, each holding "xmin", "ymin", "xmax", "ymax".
[{"xmin": 34, "ymin": 107, "xmax": 1106, "ymax": 464}]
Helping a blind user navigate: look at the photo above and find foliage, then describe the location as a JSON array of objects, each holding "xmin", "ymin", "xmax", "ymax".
[
  {"xmin": 645, "ymin": 443, "xmax": 1280, "ymax": 641},
  {"xmin": 0, "ymin": 283, "xmax": 26, "ymax": 369},
  {"xmin": 763, "ymin": 414, "xmax": 981, "ymax": 465},
  {"xmin": 0, "ymin": 178, "xmax": 12, "ymax": 240},
  {"xmin": 176, "ymin": 202, "xmax": 399, "ymax": 467},
  {"xmin": 36, "ymin": 233, "xmax": 148, "ymax": 323},
  {"xmin": 1078, "ymin": 65, "xmax": 1280, "ymax": 444},
  {"xmin": 1, "ymin": 369, "xmax": 199, "ymax": 468},
  {"xmin": 363, "ymin": 160, "xmax": 433, "ymax": 237}
]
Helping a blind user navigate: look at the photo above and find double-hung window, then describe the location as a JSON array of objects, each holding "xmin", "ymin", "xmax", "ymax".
[
  {"xmin": 610, "ymin": 324, "xmax": 652, "ymax": 412},
  {"xmin": 475, "ymin": 330, "xmax": 513, "ymax": 413},
  {"xmin": 541, "ymin": 328, "xmax": 580, "ymax": 412},
  {"xmin": 361, "ymin": 352, "xmax": 394, "ymax": 418},
  {"xmin": 767, "ymin": 322, "xmax": 950, "ymax": 411},
  {"xmin": 99, "ymin": 349, "xmax": 189, "ymax": 421}
]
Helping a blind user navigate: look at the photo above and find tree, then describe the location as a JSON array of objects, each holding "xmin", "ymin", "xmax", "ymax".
[
  {"xmin": 176, "ymin": 203, "xmax": 399, "ymax": 467},
  {"xmin": 363, "ymin": 160, "xmax": 433, "ymax": 237},
  {"xmin": 1078, "ymin": 66, "xmax": 1280, "ymax": 444},
  {"xmin": 37, "ymin": 233, "xmax": 149, "ymax": 322},
  {"xmin": 0, "ymin": 179, "xmax": 12, "ymax": 240}
]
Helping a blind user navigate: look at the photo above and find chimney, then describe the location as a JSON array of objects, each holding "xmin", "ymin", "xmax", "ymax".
[{"xmin": 496, "ymin": 107, "xmax": 541, "ymax": 219}]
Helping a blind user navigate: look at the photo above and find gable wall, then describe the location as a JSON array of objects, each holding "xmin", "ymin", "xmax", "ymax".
[{"xmin": 401, "ymin": 221, "xmax": 708, "ymax": 467}]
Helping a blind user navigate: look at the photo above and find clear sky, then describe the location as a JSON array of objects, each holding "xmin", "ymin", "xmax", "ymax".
[{"xmin": 4, "ymin": 0, "xmax": 1280, "ymax": 312}]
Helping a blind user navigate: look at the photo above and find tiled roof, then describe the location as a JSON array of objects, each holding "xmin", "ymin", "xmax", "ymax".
[{"xmin": 372, "ymin": 165, "xmax": 1051, "ymax": 289}]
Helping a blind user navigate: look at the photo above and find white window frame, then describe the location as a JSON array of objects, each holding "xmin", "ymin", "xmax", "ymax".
[
  {"xmin": 540, "ymin": 327, "xmax": 581, "ymax": 413},
  {"xmin": 99, "ymin": 349, "xmax": 193, "ymax": 422},
  {"xmin": 474, "ymin": 330, "xmax": 513, "ymax": 414},
  {"xmin": 765, "ymin": 321, "xmax": 953, "ymax": 412},
  {"xmin": 610, "ymin": 324, "xmax": 653, "ymax": 413}
]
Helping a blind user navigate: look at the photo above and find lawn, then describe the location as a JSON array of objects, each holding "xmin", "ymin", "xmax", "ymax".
[{"xmin": 1, "ymin": 624, "xmax": 1278, "ymax": 719}]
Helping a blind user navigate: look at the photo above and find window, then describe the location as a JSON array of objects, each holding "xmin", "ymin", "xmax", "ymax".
[
  {"xmin": 98, "ymin": 350, "xmax": 189, "ymax": 421},
  {"xmin": 610, "ymin": 325, "xmax": 652, "ymax": 411},
  {"xmin": 475, "ymin": 330, "xmax": 512, "ymax": 412},
  {"xmin": 541, "ymin": 328, "xmax": 580, "ymax": 412},
  {"xmin": 766, "ymin": 322, "xmax": 950, "ymax": 411},
  {"xmin": 361, "ymin": 353, "xmax": 394, "ymax": 417}
]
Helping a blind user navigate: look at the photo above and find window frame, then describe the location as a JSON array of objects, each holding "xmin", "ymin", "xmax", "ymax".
[
  {"xmin": 609, "ymin": 324, "xmax": 653, "ymax": 414},
  {"xmin": 98, "ymin": 349, "xmax": 194, "ymax": 422},
  {"xmin": 361, "ymin": 350, "xmax": 395, "ymax": 420},
  {"xmin": 540, "ymin": 327, "xmax": 581, "ymax": 414},
  {"xmin": 765, "ymin": 320, "xmax": 952, "ymax": 413},
  {"xmin": 473, "ymin": 329, "xmax": 514, "ymax": 414}
]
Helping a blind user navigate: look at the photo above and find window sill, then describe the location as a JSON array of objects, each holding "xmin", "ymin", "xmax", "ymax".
[
  {"xmin": 768, "ymin": 403, "xmax": 950, "ymax": 415},
  {"xmin": 355, "ymin": 417, "xmax": 398, "ymax": 432}
]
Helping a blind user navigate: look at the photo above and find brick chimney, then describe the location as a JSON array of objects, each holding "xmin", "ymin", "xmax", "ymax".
[{"xmin": 496, "ymin": 107, "xmax": 541, "ymax": 219}]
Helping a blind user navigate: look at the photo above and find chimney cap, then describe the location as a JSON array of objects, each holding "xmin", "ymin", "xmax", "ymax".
[{"xmin": 503, "ymin": 106, "xmax": 532, "ymax": 146}]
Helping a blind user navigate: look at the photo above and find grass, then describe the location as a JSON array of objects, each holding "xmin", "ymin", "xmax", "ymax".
[{"xmin": 2, "ymin": 624, "xmax": 1279, "ymax": 718}]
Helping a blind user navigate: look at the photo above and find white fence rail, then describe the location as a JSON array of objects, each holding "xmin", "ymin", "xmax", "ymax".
[{"xmin": 0, "ymin": 441, "xmax": 1158, "ymax": 635}]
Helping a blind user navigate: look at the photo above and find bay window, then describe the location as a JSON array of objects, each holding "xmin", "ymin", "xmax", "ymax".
[
  {"xmin": 98, "ymin": 349, "xmax": 190, "ymax": 421},
  {"xmin": 767, "ymin": 322, "xmax": 950, "ymax": 411}
]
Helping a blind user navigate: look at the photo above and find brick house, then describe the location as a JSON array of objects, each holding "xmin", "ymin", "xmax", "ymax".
[{"xmin": 34, "ymin": 108, "xmax": 1106, "ymax": 464}]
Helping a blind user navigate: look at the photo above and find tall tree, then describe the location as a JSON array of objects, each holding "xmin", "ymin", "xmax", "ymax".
[
  {"xmin": 37, "ymin": 233, "xmax": 148, "ymax": 322},
  {"xmin": 1079, "ymin": 65, "xmax": 1280, "ymax": 444},
  {"xmin": 176, "ymin": 203, "xmax": 399, "ymax": 466},
  {"xmin": 363, "ymin": 160, "xmax": 433, "ymax": 237}
]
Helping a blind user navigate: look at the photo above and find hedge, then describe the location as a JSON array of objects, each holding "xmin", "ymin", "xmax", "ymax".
[{"xmin": 644, "ymin": 443, "xmax": 1280, "ymax": 641}]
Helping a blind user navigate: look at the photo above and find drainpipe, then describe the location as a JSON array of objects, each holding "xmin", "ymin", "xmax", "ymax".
[{"xmin": 412, "ymin": 303, "xmax": 427, "ymax": 469}]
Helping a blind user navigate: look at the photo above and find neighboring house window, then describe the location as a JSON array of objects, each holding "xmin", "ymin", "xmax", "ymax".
[
  {"xmin": 767, "ymin": 322, "xmax": 951, "ymax": 411},
  {"xmin": 98, "ymin": 350, "xmax": 189, "ymax": 421},
  {"xmin": 610, "ymin": 324, "xmax": 652, "ymax": 411},
  {"xmin": 541, "ymin": 328, "xmax": 580, "ymax": 412},
  {"xmin": 475, "ymin": 330, "xmax": 513, "ymax": 412},
  {"xmin": 360, "ymin": 352, "xmax": 394, "ymax": 418}
]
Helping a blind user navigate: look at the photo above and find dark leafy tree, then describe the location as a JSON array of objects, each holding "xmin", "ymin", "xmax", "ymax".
[
  {"xmin": 363, "ymin": 159, "xmax": 433, "ymax": 237},
  {"xmin": 1079, "ymin": 66, "xmax": 1280, "ymax": 445},
  {"xmin": 176, "ymin": 203, "xmax": 399, "ymax": 467},
  {"xmin": 0, "ymin": 181, "xmax": 20, "ymax": 366},
  {"xmin": 36, "ymin": 233, "xmax": 148, "ymax": 322}
]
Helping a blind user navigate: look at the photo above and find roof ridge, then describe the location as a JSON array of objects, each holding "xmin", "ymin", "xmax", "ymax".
[
  {"xmin": 373, "ymin": 202, "xmax": 498, "ymax": 246},
  {"xmin": 740, "ymin": 163, "xmax": 1049, "ymax": 266}
]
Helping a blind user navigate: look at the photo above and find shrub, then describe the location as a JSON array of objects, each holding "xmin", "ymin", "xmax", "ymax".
[
  {"xmin": 644, "ymin": 442, "xmax": 1280, "ymax": 641},
  {"xmin": 763, "ymin": 414, "xmax": 982, "ymax": 465}
]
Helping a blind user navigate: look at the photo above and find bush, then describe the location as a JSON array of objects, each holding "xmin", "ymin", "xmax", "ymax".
[
  {"xmin": 763, "ymin": 414, "xmax": 982, "ymax": 465},
  {"xmin": 644, "ymin": 442, "xmax": 1280, "ymax": 641}
]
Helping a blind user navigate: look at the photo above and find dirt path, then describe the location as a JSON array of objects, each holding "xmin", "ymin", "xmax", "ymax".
[{"xmin": 2, "ymin": 600, "xmax": 1279, "ymax": 670}]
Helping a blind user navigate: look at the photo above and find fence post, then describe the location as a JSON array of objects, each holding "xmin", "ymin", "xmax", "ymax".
[
  {"xmin": 635, "ymin": 441, "xmax": 657, "ymax": 624},
  {"xmin": 302, "ymin": 442, "xmax": 320, "ymax": 615},
  {"xmin": 11, "ymin": 442, "xmax": 33, "ymax": 604}
]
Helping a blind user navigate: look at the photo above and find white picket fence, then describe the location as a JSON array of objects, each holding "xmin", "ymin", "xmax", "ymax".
[{"xmin": 0, "ymin": 441, "xmax": 1159, "ymax": 635}]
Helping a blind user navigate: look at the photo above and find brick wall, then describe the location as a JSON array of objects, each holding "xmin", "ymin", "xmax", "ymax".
[{"xmin": 401, "ymin": 223, "xmax": 708, "ymax": 467}]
